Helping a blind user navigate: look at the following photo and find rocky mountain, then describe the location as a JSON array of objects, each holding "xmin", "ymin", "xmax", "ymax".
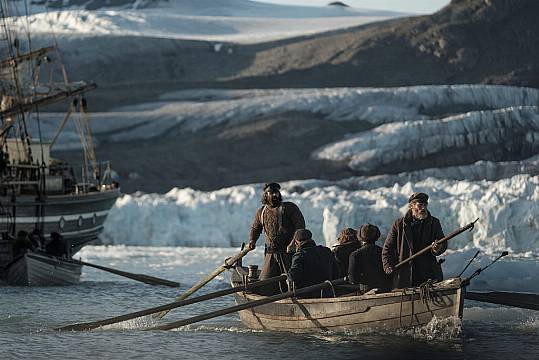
[
  {"xmin": 230, "ymin": 0, "xmax": 539, "ymax": 88},
  {"xmin": 36, "ymin": 0, "xmax": 536, "ymax": 111}
]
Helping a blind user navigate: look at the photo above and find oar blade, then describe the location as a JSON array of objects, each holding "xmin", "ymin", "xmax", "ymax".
[
  {"xmin": 74, "ymin": 259, "xmax": 180, "ymax": 287},
  {"xmin": 465, "ymin": 291, "xmax": 539, "ymax": 311},
  {"xmin": 135, "ymin": 274, "xmax": 180, "ymax": 288}
]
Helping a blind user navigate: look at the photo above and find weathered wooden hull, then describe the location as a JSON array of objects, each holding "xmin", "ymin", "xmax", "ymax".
[
  {"xmin": 3, "ymin": 252, "xmax": 81, "ymax": 286},
  {"xmin": 232, "ymin": 273, "xmax": 464, "ymax": 333}
]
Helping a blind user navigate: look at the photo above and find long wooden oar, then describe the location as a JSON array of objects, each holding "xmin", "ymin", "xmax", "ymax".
[
  {"xmin": 394, "ymin": 218, "xmax": 479, "ymax": 270},
  {"xmin": 56, "ymin": 274, "xmax": 287, "ymax": 331},
  {"xmin": 147, "ymin": 278, "xmax": 346, "ymax": 331},
  {"xmin": 153, "ymin": 247, "xmax": 251, "ymax": 319},
  {"xmin": 70, "ymin": 259, "xmax": 180, "ymax": 287},
  {"xmin": 465, "ymin": 291, "xmax": 539, "ymax": 311}
]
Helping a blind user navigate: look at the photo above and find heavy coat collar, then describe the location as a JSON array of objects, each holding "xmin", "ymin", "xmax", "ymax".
[
  {"xmin": 297, "ymin": 239, "xmax": 317, "ymax": 250},
  {"xmin": 333, "ymin": 239, "xmax": 360, "ymax": 249},
  {"xmin": 403, "ymin": 209, "xmax": 433, "ymax": 252}
]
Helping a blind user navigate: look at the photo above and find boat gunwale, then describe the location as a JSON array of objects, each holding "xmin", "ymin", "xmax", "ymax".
[{"xmin": 231, "ymin": 275, "xmax": 463, "ymax": 305}]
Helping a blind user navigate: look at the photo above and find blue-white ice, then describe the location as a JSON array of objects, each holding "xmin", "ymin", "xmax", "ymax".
[{"xmin": 101, "ymin": 175, "xmax": 539, "ymax": 258}]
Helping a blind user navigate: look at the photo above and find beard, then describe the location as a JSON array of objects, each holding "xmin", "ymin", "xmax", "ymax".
[
  {"xmin": 412, "ymin": 209, "xmax": 428, "ymax": 220},
  {"xmin": 269, "ymin": 195, "xmax": 281, "ymax": 207}
]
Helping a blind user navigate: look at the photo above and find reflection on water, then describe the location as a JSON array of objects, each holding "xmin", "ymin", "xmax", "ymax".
[{"xmin": 1, "ymin": 246, "xmax": 538, "ymax": 360}]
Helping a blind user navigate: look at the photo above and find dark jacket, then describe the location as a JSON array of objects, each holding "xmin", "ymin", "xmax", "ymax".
[
  {"xmin": 288, "ymin": 239, "xmax": 341, "ymax": 298},
  {"xmin": 348, "ymin": 244, "xmax": 391, "ymax": 292},
  {"xmin": 382, "ymin": 210, "xmax": 446, "ymax": 289},
  {"xmin": 249, "ymin": 201, "xmax": 305, "ymax": 252},
  {"xmin": 46, "ymin": 237, "xmax": 68, "ymax": 257},
  {"xmin": 332, "ymin": 239, "xmax": 361, "ymax": 276},
  {"xmin": 12, "ymin": 234, "xmax": 33, "ymax": 257}
]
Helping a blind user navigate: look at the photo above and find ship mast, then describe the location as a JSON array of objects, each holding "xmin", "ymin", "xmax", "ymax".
[{"xmin": 0, "ymin": 0, "xmax": 98, "ymax": 186}]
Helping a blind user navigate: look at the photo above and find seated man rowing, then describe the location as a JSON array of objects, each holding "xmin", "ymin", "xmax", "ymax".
[
  {"xmin": 348, "ymin": 224, "xmax": 391, "ymax": 292},
  {"xmin": 287, "ymin": 229, "xmax": 341, "ymax": 298}
]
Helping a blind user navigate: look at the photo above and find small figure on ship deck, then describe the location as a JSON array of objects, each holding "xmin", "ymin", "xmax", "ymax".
[
  {"xmin": 248, "ymin": 182, "xmax": 305, "ymax": 295},
  {"xmin": 382, "ymin": 192, "xmax": 446, "ymax": 288},
  {"xmin": 348, "ymin": 224, "xmax": 390, "ymax": 292},
  {"xmin": 287, "ymin": 229, "xmax": 341, "ymax": 298}
]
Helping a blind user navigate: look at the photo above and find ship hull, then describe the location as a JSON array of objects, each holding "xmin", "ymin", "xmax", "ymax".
[{"xmin": 0, "ymin": 188, "xmax": 119, "ymax": 253}]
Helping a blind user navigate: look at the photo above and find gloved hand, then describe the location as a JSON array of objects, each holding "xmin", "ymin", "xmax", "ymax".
[
  {"xmin": 248, "ymin": 241, "xmax": 256, "ymax": 250},
  {"xmin": 384, "ymin": 265, "xmax": 394, "ymax": 275}
]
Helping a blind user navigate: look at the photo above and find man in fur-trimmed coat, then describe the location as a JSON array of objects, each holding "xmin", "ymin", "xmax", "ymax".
[
  {"xmin": 248, "ymin": 182, "xmax": 305, "ymax": 295},
  {"xmin": 382, "ymin": 192, "xmax": 446, "ymax": 289}
]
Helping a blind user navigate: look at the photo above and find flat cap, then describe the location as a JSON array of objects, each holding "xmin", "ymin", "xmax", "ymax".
[
  {"xmin": 263, "ymin": 182, "xmax": 281, "ymax": 191},
  {"xmin": 357, "ymin": 224, "xmax": 380, "ymax": 243},
  {"xmin": 408, "ymin": 192, "xmax": 429, "ymax": 204},
  {"xmin": 293, "ymin": 229, "xmax": 312, "ymax": 242}
]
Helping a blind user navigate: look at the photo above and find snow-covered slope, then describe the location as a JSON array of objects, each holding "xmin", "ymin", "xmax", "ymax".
[
  {"xmin": 32, "ymin": 85, "xmax": 539, "ymax": 178},
  {"xmin": 85, "ymin": 85, "xmax": 539, "ymax": 141},
  {"xmin": 8, "ymin": 0, "xmax": 403, "ymax": 43},
  {"xmin": 100, "ymin": 174, "xmax": 539, "ymax": 258},
  {"xmin": 314, "ymin": 106, "xmax": 539, "ymax": 171}
]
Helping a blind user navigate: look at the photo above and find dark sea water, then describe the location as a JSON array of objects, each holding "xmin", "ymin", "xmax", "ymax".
[{"xmin": 1, "ymin": 246, "xmax": 538, "ymax": 360}]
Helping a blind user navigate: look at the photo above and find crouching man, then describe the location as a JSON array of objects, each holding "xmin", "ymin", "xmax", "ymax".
[{"xmin": 287, "ymin": 229, "xmax": 341, "ymax": 298}]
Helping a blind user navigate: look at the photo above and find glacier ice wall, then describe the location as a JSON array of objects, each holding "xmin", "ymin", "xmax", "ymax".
[{"xmin": 101, "ymin": 175, "xmax": 539, "ymax": 257}]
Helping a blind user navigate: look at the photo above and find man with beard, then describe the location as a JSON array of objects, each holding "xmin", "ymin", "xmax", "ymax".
[
  {"xmin": 248, "ymin": 182, "xmax": 305, "ymax": 295},
  {"xmin": 382, "ymin": 192, "xmax": 446, "ymax": 289}
]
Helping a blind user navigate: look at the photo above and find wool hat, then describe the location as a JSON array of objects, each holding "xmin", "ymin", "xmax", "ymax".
[
  {"xmin": 263, "ymin": 182, "xmax": 281, "ymax": 192},
  {"xmin": 357, "ymin": 224, "xmax": 381, "ymax": 243},
  {"xmin": 293, "ymin": 229, "xmax": 312, "ymax": 242},
  {"xmin": 408, "ymin": 192, "xmax": 429, "ymax": 204}
]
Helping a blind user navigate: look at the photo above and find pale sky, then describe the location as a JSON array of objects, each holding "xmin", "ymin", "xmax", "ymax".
[{"xmin": 256, "ymin": 0, "xmax": 451, "ymax": 14}]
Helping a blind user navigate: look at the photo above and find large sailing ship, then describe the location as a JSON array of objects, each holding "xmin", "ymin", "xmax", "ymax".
[{"xmin": 0, "ymin": 1, "xmax": 119, "ymax": 285}]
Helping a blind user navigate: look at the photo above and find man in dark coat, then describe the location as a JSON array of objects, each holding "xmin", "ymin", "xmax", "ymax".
[
  {"xmin": 348, "ymin": 224, "xmax": 391, "ymax": 292},
  {"xmin": 332, "ymin": 227, "xmax": 361, "ymax": 275},
  {"xmin": 12, "ymin": 230, "xmax": 33, "ymax": 257},
  {"xmin": 287, "ymin": 229, "xmax": 341, "ymax": 298},
  {"xmin": 46, "ymin": 232, "xmax": 69, "ymax": 258},
  {"xmin": 382, "ymin": 192, "xmax": 447, "ymax": 289},
  {"xmin": 248, "ymin": 182, "xmax": 305, "ymax": 294}
]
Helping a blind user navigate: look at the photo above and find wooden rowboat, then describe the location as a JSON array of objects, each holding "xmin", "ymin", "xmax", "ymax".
[
  {"xmin": 2, "ymin": 251, "xmax": 81, "ymax": 286},
  {"xmin": 231, "ymin": 268, "xmax": 464, "ymax": 333}
]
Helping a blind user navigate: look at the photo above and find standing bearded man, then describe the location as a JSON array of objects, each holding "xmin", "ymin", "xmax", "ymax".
[
  {"xmin": 382, "ymin": 192, "xmax": 446, "ymax": 289},
  {"xmin": 248, "ymin": 182, "xmax": 305, "ymax": 295}
]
